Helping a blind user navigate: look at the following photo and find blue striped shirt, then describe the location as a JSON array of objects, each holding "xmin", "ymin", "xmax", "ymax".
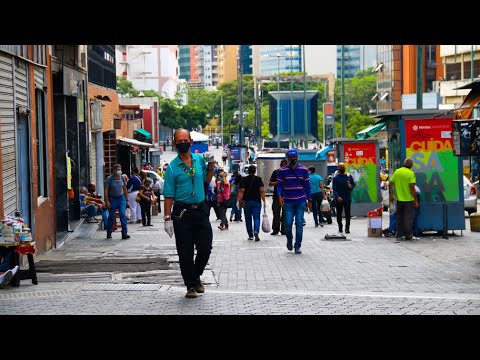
[{"xmin": 276, "ymin": 163, "xmax": 311, "ymax": 204}]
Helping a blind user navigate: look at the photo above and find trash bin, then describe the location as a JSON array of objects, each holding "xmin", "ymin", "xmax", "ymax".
[{"xmin": 470, "ymin": 213, "xmax": 480, "ymax": 232}]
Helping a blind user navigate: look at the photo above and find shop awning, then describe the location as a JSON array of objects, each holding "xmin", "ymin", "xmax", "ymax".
[
  {"xmin": 117, "ymin": 136, "xmax": 154, "ymax": 148},
  {"xmin": 355, "ymin": 122, "xmax": 387, "ymax": 140},
  {"xmin": 315, "ymin": 144, "xmax": 333, "ymax": 160},
  {"xmin": 135, "ymin": 128, "xmax": 151, "ymax": 141}
]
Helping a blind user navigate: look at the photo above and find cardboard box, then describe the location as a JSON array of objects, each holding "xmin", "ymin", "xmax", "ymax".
[{"xmin": 368, "ymin": 216, "xmax": 382, "ymax": 237}]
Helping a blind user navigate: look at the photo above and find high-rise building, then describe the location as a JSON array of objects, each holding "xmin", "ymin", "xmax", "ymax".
[
  {"xmin": 336, "ymin": 45, "xmax": 377, "ymax": 78},
  {"xmin": 240, "ymin": 45, "xmax": 252, "ymax": 74},
  {"xmin": 375, "ymin": 45, "xmax": 442, "ymax": 114},
  {"xmin": 178, "ymin": 45, "xmax": 191, "ymax": 81},
  {"xmin": 115, "ymin": 45, "xmax": 179, "ymax": 99},
  {"xmin": 255, "ymin": 45, "xmax": 302, "ymax": 76}
]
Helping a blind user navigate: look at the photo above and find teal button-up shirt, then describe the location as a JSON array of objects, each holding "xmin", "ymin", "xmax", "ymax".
[{"xmin": 163, "ymin": 153, "xmax": 207, "ymax": 204}]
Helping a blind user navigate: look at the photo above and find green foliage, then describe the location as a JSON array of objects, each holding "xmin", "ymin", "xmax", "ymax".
[
  {"xmin": 179, "ymin": 105, "xmax": 208, "ymax": 130},
  {"xmin": 116, "ymin": 76, "xmax": 139, "ymax": 97},
  {"xmin": 159, "ymin": 98, "xmax": 180, "ymax": 129},
  {"xmin": 334, "ymin": 67, "xmax": 376, "ymax": 116}
]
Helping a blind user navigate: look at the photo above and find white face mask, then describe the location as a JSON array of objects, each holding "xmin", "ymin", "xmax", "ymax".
[{"xmin": 116, "ymin": 170, "xmax": 122, "ymax": 176}]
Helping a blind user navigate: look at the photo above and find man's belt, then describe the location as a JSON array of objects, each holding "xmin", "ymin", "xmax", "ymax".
[{"xmin": 174, "ymin": 201, "xmax": 204, "ymax": 209}]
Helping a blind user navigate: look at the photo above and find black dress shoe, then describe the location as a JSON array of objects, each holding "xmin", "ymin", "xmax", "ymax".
[
  {"xmin": 122, "ymin": 234, "xmax": 131, "ymax": 239},
  {"xmin": 271, "ymin": 231, "xmax": 279, "ymax": 235}
]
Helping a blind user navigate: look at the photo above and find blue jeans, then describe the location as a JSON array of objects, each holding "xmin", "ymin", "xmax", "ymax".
[
  {"xmin": 230, "ymin": 195, "xmax": 242, "ymax": 220},
  {"xmin": 388, "ymin": 211, "xmax": 396, "ymax": 233},
  {"xmin": 284, "ymin": 201, "xmax": 306, "ymax": 249},
  {"xmin": 243, "ymin": 200, "xmax": 261, "ymax": 237},
  {"xmin": 107, "ymin": 196, "xmax": 128, "ymax": 236}
]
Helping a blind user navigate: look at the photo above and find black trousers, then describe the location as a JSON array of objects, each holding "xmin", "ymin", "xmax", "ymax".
[
  {"xmin": 272, "ymin": 197, "xmax": 285, "ymax": 233},
  {"xmin": 311, "ymin": 192, "xmax": 324, "ymax": 226},
  {"xmin": 140, "ymin": 200, "xmax": 151, "ymax": 225},
  {"xmin": 336, "ymin": 200, "xmax": 351, "ymax": 231},
  {"xmin": 396, "ymin": 200, "xmax": 414, "ymax": 239},
  {"xmin": 172, "ymin": 202, "xmax": 213, "ymax": 289}
]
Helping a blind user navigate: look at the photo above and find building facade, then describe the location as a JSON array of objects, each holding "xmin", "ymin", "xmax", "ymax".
[
  {"xmin": 336, "ymin": 45, "xmax": 377, "ymax": 79},
  {"xmin": 257, "ymin": 45, "xmax": 302, "ymax": 76},
  {"xmin": 240, "ymin": 45, "xmax": 252, "ymax": 75},
  {"xmin": 0, "ymin": 45, "xmax": 57, "ymax": 252},
  {"xmin": 178, "ymin": 45, "xmax": 191, "ymax": 81},
  {"xmin": 437, "ymin": 45, "xmax": 480, "ymax": 107}
]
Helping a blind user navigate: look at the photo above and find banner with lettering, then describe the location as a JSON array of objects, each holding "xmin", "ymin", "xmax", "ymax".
[
  {"xmin": 405, "ymin": 118, "xmax": 458, "ymax": 202},
  {"xmin": 344, "ymin": 142, "xmax": 377, "ymax": 203}
]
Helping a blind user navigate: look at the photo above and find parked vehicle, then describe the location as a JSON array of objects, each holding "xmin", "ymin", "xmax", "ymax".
[{"xmin": 464, "ymin": 175, "xmax": 477, "ymax": 215}]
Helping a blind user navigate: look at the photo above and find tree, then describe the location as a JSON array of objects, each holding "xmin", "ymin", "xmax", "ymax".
[
  {"xmin": 159, "ymin": 98, "xmax": 181, "ymax": 129},
  {"xmin": 179, "ymin": 105, "xmax": 208, "ymax": 130},
  {"xmin": 116, "ymin": 76, "xmax": 139, "ymax": 97}
]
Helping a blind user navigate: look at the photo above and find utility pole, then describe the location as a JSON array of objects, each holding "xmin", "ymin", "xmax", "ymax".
[
  {"xmin": 290, "ymin": 45, "xmax": 294, "ymax": 148},
  {"xmin": 276, "ymin": 54, "xmax": 281, "ymax": 148},
  {"xmin": 341, "ymin": 45, "xmax": 346, "ymax": 138},
  {"xmin": 221, "ymin": 93, "xmax": 224, "ymax": 146},
  {"xmin": 238, "ymin": 46, "xmax": 244, "ymax": 146},
  {"xmin": 416, "ymin": 45, "xmax": 423, "ymax": 109},
  {"xmin": 303, "ymin": 45, "xmax": 308, "ymax": 149}
]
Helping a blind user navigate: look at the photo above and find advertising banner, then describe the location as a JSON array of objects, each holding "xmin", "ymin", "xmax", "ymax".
[
  {"xmin": 344, "ymin": 142, "xmax": 377, "ymax": 203},
  {"xmin": 452, "ymin": 119, "xmax": 478, "ymax": 156},
  {"xmin": 405, "ymin": 118, "xmax": 458, "ymax": 202}
]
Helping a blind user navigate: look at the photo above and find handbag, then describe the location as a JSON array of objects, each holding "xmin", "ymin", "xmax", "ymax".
[
  {"xmin": 135, "ymin": 194, "xmax": 142, "ymax": 203},
  {"xmin": 261, "ymin": 207, "xmax": 271, "ymax": 233}
]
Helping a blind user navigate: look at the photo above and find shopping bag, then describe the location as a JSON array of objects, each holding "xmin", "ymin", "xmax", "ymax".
[
  {"xmin": 125, "ymin": 208, "xmax": 131, "ymax": 220},
  {"xmin": 151, "ymin": 204, "xmax": 158, "ymax": 216},
  {"xmin": 261, "ymin": 208, "xmax": 271, "ymax": 233},
  {"xmin": 320, "ymin": 199, "xmax": 330, "ymax": 212}
]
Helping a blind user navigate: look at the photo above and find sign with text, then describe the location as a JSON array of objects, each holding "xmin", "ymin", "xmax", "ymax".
[
  {"xmin": 343, "ymin": 142, "xmax": 377, "ymax": 203},
  {"xmin": 323, "ymin": 102, "xmax": 334, "ymax": 125},
  {"xmin": 405, "ymin": 118, "xmax": 458, "ymax": 202}
]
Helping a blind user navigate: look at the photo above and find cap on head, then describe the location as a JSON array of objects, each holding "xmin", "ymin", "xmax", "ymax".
[{"xmin": 286, "ymin": 149, "xmax": 298, "ymax": 157}]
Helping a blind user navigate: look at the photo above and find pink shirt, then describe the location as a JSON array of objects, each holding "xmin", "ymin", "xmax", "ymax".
[{"xmin": 216, "ymin": 181, "xmax": 230, "ymax": 202}]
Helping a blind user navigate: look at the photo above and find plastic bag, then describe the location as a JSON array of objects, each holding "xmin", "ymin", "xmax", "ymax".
[
  {"xmin": 261, "ymin": 208, "xmax": 271, "ymax": 233},
  {"xmin": 125, "ymin": 208, "xmax": 131, "ymax": 220},
  {"xmin": 320, "ymin": 199, "xmax": 330, "ymax": 212}
]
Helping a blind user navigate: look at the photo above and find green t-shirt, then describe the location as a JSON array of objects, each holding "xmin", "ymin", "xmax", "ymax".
[{"xmin": 390, "ymin": 167, "xmax": 416, "ymax": 201}]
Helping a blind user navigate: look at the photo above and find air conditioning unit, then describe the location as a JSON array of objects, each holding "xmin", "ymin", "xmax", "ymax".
[{"xmin": 77, "ymin": 45, "xmax": 87, "ymax": 69}]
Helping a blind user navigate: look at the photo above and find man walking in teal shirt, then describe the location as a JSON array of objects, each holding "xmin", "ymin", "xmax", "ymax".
[{"xmin": 308, "ymin": 166, "xmax": 326, "ymax": 227}]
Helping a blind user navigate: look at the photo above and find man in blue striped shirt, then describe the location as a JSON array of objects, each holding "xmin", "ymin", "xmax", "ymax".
[{"xmin": 277, "ymin": 149, "xmax": 312, "ymax": 254}]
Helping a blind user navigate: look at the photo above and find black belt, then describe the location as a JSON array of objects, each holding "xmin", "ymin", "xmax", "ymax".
[{"xmin": 174, "ymin": 201, "xmax": 204, "ymax": 209}]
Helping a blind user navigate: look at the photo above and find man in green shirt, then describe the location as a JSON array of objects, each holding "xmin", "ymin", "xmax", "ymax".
[
  {"xmin": 163, "ymin": 128, "xmax": 215, "ymax": 298},
  {"xmin": 389, "ymin": 157, "xmax": 419, "ymax": 241}
]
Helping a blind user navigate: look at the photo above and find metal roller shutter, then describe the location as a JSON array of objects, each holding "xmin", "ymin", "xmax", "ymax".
[
  {"xmin": 0, "ymin": 52, "xmax": 16, "ymax": 215},
  {"xmin": 34, "ymin": 66, "xmax": 44, "ymax": 89}
]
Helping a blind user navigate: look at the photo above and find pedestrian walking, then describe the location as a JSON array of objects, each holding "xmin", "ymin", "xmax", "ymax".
[
  {"xmin": 332, "ymin": 162, "xmax": 355, "ymax": 234},
  {"xmin": 276, "ymin": 149, "xmax": 312, "ymax": 254},
  {"xmin": 163, "ymin": 128, "xmax": 216, "ymax": 299},
  {"xmin": 216, "ymin": 170, "xmax": 231, "ymax": 230},
  {"xmin": 308, "ymin": 166, "xmax": 326, "ymax": 227},
  {"xmin": 237, "ymin": 165, "xmax": 266, "ymax": 241},
  {"xmin": 269, "ymin": 159, "xmax": 287, "ymax": 235},
  {"xmin": 138, "ymin": 177, "xmax": 154, "ymax": 226},
  {"xmin": 104, "ymin": 164, "xmax": 130, "ymax": 239},
  {"xmin": 229, "ymin": 171, "xmax": 243, "ymax": 222},
  {"xmin": 152, "ymin": 176, "xmax": 163, "ymax": 214},
  {"xmin": 126, "ymin": 168, "xmax": 142, "ymax": 224},
  {"xmin": 389, "ymin": 157, "xmax": 419, "ymax": 241}
]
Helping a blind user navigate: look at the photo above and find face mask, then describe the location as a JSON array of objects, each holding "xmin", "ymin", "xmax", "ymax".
[
  {"xmin": 116, "ymin": 170, "xmax": 122, "ymax": 176},
  {"xmin": 176, "ymin": 142, "xmax": 191, "ymax": 154},
  {"xmin": 289, "ymin": 159, "xmax": 297, "ymax": 166},
  {"xmin": 339, "ymin": 168, "xmax": 345, "ymax": 174}
]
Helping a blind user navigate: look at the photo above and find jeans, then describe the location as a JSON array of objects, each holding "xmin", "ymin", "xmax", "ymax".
[
  {"xmin": 106, "ymin": 196, "xmax": 128, "ymax": 236},
  {"xmin": 230, "ymin": 195, "xmax": 242, "ymax": 221},
  {"xmin": 388, "ymin": 211, "xmax": 397, "ymax": 233},
  {"xmin": 311, "ymin": 192, "xmax": 324, "ymax": 226},
  {"xmin": 284, "ymin": 201, "xmax": 306, "ymax": 249},
  {"xmin": 243, "ymin": 200, "xmax": 262, "ymax": 237},
  {"xmin": 81, "ymin": 204, "xmax": 97, "ymax": 218}
]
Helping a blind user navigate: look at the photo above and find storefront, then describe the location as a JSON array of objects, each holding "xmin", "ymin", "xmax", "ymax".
[{"xmin": 116, "ymin": 137, "xmax": 154, "ymax": 175}]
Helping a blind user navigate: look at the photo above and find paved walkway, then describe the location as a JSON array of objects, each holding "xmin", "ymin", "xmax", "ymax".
[{"xmin": 2, "ymin": 146, "xmax": 480, "ymax": 314}]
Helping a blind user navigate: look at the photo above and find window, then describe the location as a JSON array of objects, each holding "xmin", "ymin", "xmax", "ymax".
[
  {"xmin": 446, "ymin": 62, "xmax": 461, "ymax": 80},
  {"xmin": 36, "ymin": 89, "xmax": 49, "ymax": 197}
]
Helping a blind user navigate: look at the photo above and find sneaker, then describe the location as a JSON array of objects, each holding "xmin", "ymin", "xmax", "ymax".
[
  {"xmin": 121, "ymin": 234, "xmax": 131, "ymax": 239},
  {"xmin": 230, "ymin": 214, "xmax": 234, "ymax": 222},
  {"xmin": 185, "ymin": 287, "xmax": 197, "ymax": 298},
  {"xmin": 248, "ymin": 236, "xmax": 254, "ymax": 241},
  {"xmin": 303, "ymin": 220, "xmax": 306, "ymax": 226},
  {"xmin": 294, "ymin": 247, "xmax": 302, "ymax": 254},
  {"xmin": 286, "ymin": 240, "xmax": 293, "ymax": 251},
  {"xmin": 315, "ymin": 224, "xmax": 318, "ymax": 227},
  {"xmin": 0, "ymin": 269, "xmax": 14, "ymax": 287},
  {"xmin": 254, "ymin": 232, "xmax": 260, "ymax": 241},
  {"xmin": 106, "ymin": 234, "xmax": 112, "ymax": 239},
  {"xmin": 345, "ymin": 230, "xmax": 350, "ymax": 234},
  {"xmin": 320, "ymin": 224, "xmax": 324, "ymax": 227},
  {"xmin": 218, "ymin": 225, "xmax": 224, "ymax": 230},
  {"xmin": 195, "ymin": 279, "xmax": 205, "ymax": 293}
]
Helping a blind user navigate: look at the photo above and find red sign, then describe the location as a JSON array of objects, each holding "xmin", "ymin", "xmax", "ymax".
[
  {"xmin": 405, "ymin": 118, "xmax": 453, "ymax": 150},
  {"xmin": 343, "ymin": 142, "xmax": 376, "ymax": 166}
]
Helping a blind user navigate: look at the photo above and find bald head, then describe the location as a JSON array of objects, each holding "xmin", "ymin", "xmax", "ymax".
[{"xmin": 404, "ymin": 158, "xmax": 413, "ymax": 168}]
